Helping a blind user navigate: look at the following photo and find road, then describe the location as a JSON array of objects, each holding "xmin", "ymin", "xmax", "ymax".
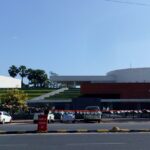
[
  {"xmin": 1, "ymin": 121, "xmax": 150, "ymax": 131},
  {"xmin": 0, "ymin": 133, "xmax": 150, "ymax": 150}
]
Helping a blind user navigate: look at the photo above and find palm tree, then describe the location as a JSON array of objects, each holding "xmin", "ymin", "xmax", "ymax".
[
  {"xmin": 26, "ymin": 68, "xmax": 49, "ymax": 88},
  {"xmin": 36, "ymin": 70, "xmax": 48, "ymax": 87},
  {"xmin": 27, "ymin": 69, "xmax": 37, "ymax": 87},
  {"xmin": 8, "ymin": 65, "xmax": 19, "ymax": 78},
  {"xmin": 18, "ymin": 65, "xmax": 27, "ymax": 88}
]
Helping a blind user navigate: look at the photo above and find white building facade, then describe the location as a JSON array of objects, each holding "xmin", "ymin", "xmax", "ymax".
[
  {"xmin": 50, "ymin": 68, "xmax": 150, "ymax": 83},
  {"xmin": 0, "ymin": 76, "xmax": 21, "ymax": 88}
]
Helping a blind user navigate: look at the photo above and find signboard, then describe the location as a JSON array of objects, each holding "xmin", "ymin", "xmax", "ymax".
[{"xmin": 37, "ymin": 115, "xmax": 48, "ymax": 132}]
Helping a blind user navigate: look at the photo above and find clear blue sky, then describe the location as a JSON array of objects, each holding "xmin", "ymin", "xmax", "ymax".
[{"xmin": 1, "ymin": 0, "xmax": 150, "ymax": 77}]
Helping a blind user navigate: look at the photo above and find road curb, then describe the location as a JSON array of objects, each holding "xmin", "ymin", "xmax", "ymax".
[
  {"xmin": 0, "ymin": 130, "xmax": 37, "ymax": 134},
  {"xmin": 1, "ymin": 129, "xmax": 150, "ymax": 134}
]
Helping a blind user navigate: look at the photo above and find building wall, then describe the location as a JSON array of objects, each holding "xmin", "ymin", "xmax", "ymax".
[
  {"xmin": 50, "ymin": 75, "xmax": 115, "ymax": 82},
  {"xmin": 107, "ymin": 68, "xmax": 150, "ymax": 83},
  {"xmin": 0, "ymin": 76, "xmax": 21, "ymax": 88},
  {"xmin": 50, "ymin": 68, "xmax": 150, "ymax": 84},
  {"xmin": 72, "ymin": 98, "xmax": 100, "ymax": 110},
  {"xmin": 81, "ymin": 83, "xmax": 150, "ymax": 99}
]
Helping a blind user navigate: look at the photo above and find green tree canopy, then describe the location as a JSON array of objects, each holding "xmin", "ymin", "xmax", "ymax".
[
  {"xmin": 1, "ymin": 89, "xmax": 28, "ymax": 113},
  {"xmin": 27, "ymin": 69, "xmax": 49, "ymax": 88},
  {"xmin": 19, "ymin": 65, "xmax": 27, "ymax": 87},
  {"xmin": 8, "ymin": 66, "xmax": 50, "ymax": 88},
  {"xmin": 8, "ymin": 65, "xmax": 19, "ymax": 78}
]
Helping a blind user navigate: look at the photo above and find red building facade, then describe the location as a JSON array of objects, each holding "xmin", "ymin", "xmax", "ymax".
[{"xmin": 81, "ymin": 83, "xmax": 150, "ymax": 99}]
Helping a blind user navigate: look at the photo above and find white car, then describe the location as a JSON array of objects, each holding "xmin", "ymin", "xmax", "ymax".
[
  {"xmin": 84, "ymin": 106, "xmax": 102, "ymax": 123},
  {"xmin": 0, "ymin": 111, "xmax": 12, "ymax": 124},
  {"xmin": 60, "ymin": 112, "xmax": 76, "ymax": 123},
  {"xmin": 33, "ymin": 112, "xmax": 55, "ymax": 123}
]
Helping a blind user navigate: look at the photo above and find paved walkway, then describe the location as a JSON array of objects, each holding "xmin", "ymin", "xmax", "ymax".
[
  {"xmin": 11, "ymin": 118, "xmax": 150, "ymax": 124},
  {"xmin": 26, "ymin": 87, "xmax": 68, "ymax": 103}
]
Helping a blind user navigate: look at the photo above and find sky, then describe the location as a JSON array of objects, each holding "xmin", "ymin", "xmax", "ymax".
[{"xmin": 1, "ymin": 0, "xmax": 150, "ymax": 78}]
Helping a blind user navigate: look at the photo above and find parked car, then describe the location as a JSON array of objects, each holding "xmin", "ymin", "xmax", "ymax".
[
  {"xmin": 60, "ymin": 112, "xmax": 76, "ymax": 123},
  {"xmin": 33, "ymin": 112, "xmax": 55, "ymax": 123},
  {"xmin": 84, "ymin": 106, "xmax": 102, "ymax": 123},
  {"xmin": 0, "ymin": 111, "xmax": 12, "ymax": 124}
]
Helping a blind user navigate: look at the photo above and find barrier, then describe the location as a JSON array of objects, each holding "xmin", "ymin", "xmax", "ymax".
[
  {"xmin": 53, "ymin": 109, "xmax": 150, "ymax": 114},
  {"xmin": 37, "ymin": 115, "xmax": 48, "ymax": 133}
]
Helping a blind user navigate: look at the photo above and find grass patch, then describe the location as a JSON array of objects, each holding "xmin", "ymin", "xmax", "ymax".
[
  {"xmin": 0, "ymin": 88, "xmax": 54, "ymax": 99},
  {"xmin": 45, "ymin": 88, "xmax": 81, "ymax": 100}
]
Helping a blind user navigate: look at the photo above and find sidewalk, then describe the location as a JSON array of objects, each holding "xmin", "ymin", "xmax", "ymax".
[
  {"xmin": 1, "ymin": 118, "xmax": 150, "ymax": 135},
  {"xmin": 11, "ymin": 118, "xmax": 150, "ymax": 124},
  {"xmin": 12, "ymin": 120, "xmax": 33, "ymax": 124},
  {"xmin": 102, "ymin": 118, "xmax": 150, "ymax": 123}
]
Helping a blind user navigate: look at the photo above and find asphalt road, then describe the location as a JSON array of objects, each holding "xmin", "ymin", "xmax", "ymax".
[
  {"xmin": 0, "ymin": 133, "xmax": 150, "ymax": 150},
  {"xmin": 1, "ymin": 121, "xmax": 150, "ymax": 131}
]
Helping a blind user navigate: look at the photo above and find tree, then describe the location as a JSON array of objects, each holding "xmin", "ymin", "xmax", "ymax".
[
  {"xmin": 27, "ymin": 68, "xmax": 37, "ymax": 87},
  {"xmin": 27, "ymin": 69, "xmax": 49, "ymax": 88},
  {"xmin": 36, "ymin": 69, "xmax": 48, "ymax": 87},
  {"xmin": 8, "ymin": 65, "xmax": 19, "ymax": 78},
  {"xmin": 26, "ymin": 68, "xmax": 33, "ymax": 84},
  {"xmin": 19, "ymin": 65, "xmax": 27, "ymax": 87},
  {"xmin": 0, "ymin": 89, "xmax": 28, "ymax": 114}
]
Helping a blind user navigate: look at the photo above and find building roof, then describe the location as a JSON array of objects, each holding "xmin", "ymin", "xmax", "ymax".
[
  {"xmin": 50, "ymin": 75, "xmax": 115, "ymax": 83},
  {"xmin": 50, "ymin": 68, "xmax": 150, "ymax": 83}
]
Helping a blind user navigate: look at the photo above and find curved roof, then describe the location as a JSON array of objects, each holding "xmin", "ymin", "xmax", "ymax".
[
  {"xmin": 107, "ymin": 68, "xmax": 150, "ymax": 83},
  {"xmin": 107, "ymin": 67, "xmax": 150, "ymax": 75},
  {"xmin": 50, "ymin": 68, "xmax": 150, "ymax": 83}
]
